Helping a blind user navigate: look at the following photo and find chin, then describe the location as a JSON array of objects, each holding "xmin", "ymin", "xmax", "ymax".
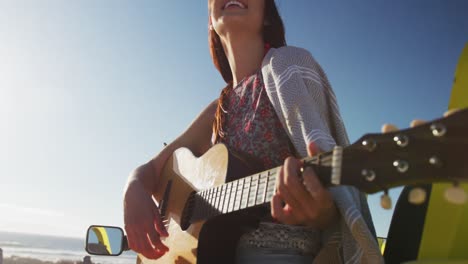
[{"xmin": 218, "ymin": 16, "xmax": 262, "ymax": 34}]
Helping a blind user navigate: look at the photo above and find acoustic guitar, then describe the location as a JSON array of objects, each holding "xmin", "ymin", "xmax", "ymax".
[{"xmin": 139, "ymin": 108, "xmax": 468, "ymax": 264}]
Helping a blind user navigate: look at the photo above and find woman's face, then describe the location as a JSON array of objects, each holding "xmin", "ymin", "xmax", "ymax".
[{"xmin": 209, "ymin": 0, "xmax": 265, "ymax": 36}]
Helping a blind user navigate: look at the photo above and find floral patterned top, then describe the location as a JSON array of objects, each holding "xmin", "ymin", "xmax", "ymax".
[
  {"xmin": 217, "ymin": 70, "xmax": 295, "ymax": 170},
  {"xmin": 216, "ymin": 70, "xmax": 320, "ymax": 256}
]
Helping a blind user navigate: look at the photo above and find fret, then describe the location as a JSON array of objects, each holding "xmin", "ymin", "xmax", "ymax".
[
  {"xmin": 205, "ymin": 189, "xmax": 210, "ymax": 217},
  {"xmin": 222, "ymin": 183, "xmax": 230, "ymax": 214},
  {"xmin": 205, "ymin": 190, "xmax": 211, "ymax": 216},
  {"xmin": 228, "ymin": 181, "xmax": 237, "ymax": 213},
  {"xmin": 248, "ymin": 175, "xmax": 258, "ymax": 207},
  {"xmin": 258, "ymin": 174, "xmax": 262, "ymax": 203},
  {"xmin": 209, "ymin": 188, "xmax": 214, "ymax": 208},
  {"xmin": 265, "ymin": 169, "xmax": 277, "ymax": 202},
  {"xmin": 219, "ymin": 184, "xmax": 225, "ymax": 213},
  {"xmin": 224, "ymin": 182, "xmax": 230, "ymax": 213},
  {"xmin": 266, "ymin": 185, "xmax": 276, "ymax": 194},
  {"xmin": 220, "ymin": 184, "xmax": 226, "ymax": 214},
  {"xmin": 234, "ymin": 179, "xmax": 243, "ymax": 211},
  {"xmin": 210, "ymin": 187, "xmax": 214, "ymax": 212},
  {"xmin": 262, "ymin": 172, "xmax": 268, "ymax": 204},
  {"xmin": 268, "ymin": 174, "xmax": 276, "ymax": 182},
  {"xmin": 205, "ymin": 190, "xmax": 211, "ymax": 217},
  {"xmin": 265, "ymin": 191, "xmax": 274, "ymax": 202},
  {"xmin": 214, "ymin": 186, "xmax": 220, "ymax": 213},
  {"xmin": 241, "ymin": 177, "xmax": 250, "ymax": 209},
  {"xmin": 222, "ymin": 187, "xmax": 226, "ymax": 211},
  {"xmin": 212, "ymin": 187, "xmax": 218, "ymax": 215},
  {"xmin": 254, "ymin": 173, "xmax": 267, "ymax": 205}
]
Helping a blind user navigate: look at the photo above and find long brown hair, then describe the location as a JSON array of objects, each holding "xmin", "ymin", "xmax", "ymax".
[{"xmin": 210, "ymin": 0, "xmax": 287, "ymax": 143}]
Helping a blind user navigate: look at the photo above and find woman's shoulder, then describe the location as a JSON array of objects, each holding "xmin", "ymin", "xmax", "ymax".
[
  {"xmin": 262, "ymin": 46, "xmax": 325, "ymax": 79},
  {"xmin": 263, "ymin": 45, "xmax": 320, "ymax": 70}
]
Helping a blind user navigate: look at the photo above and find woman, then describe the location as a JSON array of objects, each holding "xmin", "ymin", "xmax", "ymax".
[{"xmin": 124, "ymin": 0, "xmax": 383, "ymax": 263}]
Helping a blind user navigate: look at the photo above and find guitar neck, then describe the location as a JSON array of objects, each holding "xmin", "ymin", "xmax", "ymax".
[
  {"xmin": 170, "ymin": 108, "xmax": 468, "ymax": 228},
  {"xmin": 189, "ymin": 152, "xmax": 335, "ymax": 223}
]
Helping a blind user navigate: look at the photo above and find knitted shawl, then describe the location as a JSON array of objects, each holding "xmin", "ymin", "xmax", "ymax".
[{"xmin": 261, "ymin": 46, "xmax": 384, "ymax": 264}]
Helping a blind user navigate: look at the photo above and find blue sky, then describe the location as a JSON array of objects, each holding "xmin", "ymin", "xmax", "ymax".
[{"xmin": 0, "ymin": 0, "xmax": 467, "ymax": 239}]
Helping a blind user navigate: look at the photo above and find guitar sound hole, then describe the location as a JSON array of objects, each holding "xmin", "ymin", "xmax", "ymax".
[{"xmin": 180, "ymin": 192, "xmax": 196, "ymax": 231}]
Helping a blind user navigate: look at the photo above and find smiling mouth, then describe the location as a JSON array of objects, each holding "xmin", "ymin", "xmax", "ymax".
[{"xmin": 223, "ymin": 0, "xmax": 247, "ymax": 10}]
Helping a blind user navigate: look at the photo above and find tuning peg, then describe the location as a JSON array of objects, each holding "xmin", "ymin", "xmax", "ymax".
[
  {"xmin": 380, "ymin": 190, "xmax": 392, "ymax": 210},
  {"xmin": 410, "ymin": 119, "xmax": 426, "ymax": 128},
  {"xmin": 444, "ymin": 184, "xmax": 467, "ymax": 205},
  {"xmin": 408, "ymin": 187, "xmax": 427, "ymax": 205},
  {"xmin": 393, "ymin": 134, "xmax": 409, "ymax": 147},
  {"xmin": 381, "ymin": 124, "xmax": 399, "ymax": 133},
  {"xmin": 430, "ymin": 123, "xmax": 447, "ymax": 137},
  {"xmin": 443, "ymin": 109, "xmax": 460, "ymax": 117},
  {"xmin": 362, "ymin": 139, "xmax": 377, "ymax": 152}
]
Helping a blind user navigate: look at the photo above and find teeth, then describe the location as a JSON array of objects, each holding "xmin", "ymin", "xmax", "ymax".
[{"xmin": 224, "ymin": 1, "xmax": 246, "ymax": 9}]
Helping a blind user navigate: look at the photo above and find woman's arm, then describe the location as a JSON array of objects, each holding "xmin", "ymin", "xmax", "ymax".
[
  {"xmin": 126, "ymin": 99, "xmax": 218, "ymax": 195},
  {"xmin": 123, "ymin": 99, "xmax": 217, "ymax": 259}
]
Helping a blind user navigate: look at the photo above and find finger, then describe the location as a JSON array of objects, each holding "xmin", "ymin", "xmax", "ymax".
[
  {"xmin": 147, "ymin": 227, "xmax": 169, "ymax": 253},
  {"xmin": 444, "ymin": 109, "xmax": 460, "ymax": 117},
  {"xmin": 271, "ymin": 193, "xmax": 283, "ymax": 221},
  {"xmin": 271, "ymin": 193, "xmax": 298, "ymax": 225},
  {"xmin": 307, "ymin": 141, "xmax": 322, "ymax": 157},
  {"xmin": 303, "ymin": 167, "xmax": 333, "ymax": 207},
  {"xmin": 134, "ymin": 231, "xmax": 158, "ymax": 259},
  {"xmin": 283, "ymin": 158, "xmax": 313, "ymax": 223},
  {"xmin": 302, "ymin": 167, "xmax": 322, "ymax": 197},
  {"xmin": 127, "ymin": 225, "xmax": 164, "ymax": 259},
  {"xmin": 381, "ymin": 123, "xmax": 399, "ymax": 133},
  {"xmin": 140, "ymin": 237, "xmax": 164, "ymax": 259},
  {"xmin": 410, "ymin": 119, "xmax": 426, "ymax": 128},
  {"xmin": 139, "ymin": 232, "xmax": 163, "ymax": 259},
  {"xmin": 152, "ymin": 207, "xmax": 169, "ymax": 237},
  {"xmin": 125, "ymin": 228, "xmax": 138, "ymax": 252},
  {"xmin": 278, "ymin": 158, "xmax": 307, "ymax": 215},
  {"xmin": 303, "ymin": 167, "xmax": 338, "ymax": 228},
  {"xmin": 301, "ymin": 167, "xmax": 324, "ymax": 222}
]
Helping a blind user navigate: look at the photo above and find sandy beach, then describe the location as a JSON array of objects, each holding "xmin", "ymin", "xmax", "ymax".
[
  {"xmin": 3, "ymin": 256, "xmax": 86, "ymax": 264},
  {"xmin": 0, "ymin": 232, "xmax": 135, "ymax": 264}
]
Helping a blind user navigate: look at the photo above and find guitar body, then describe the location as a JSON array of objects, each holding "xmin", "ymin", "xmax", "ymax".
[{"xmin": 140, "ymin": 144, "xmax": 262, "ymax": 264}]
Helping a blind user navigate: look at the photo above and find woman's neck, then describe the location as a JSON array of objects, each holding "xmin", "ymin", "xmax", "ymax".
[{"xmin": 220, "ymin": 33, "xmax": 264, "ymax": 86}]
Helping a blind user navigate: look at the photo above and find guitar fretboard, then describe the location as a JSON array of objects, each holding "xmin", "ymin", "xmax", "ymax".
[
  {"xmin": 190, "ymin": 167, "xmax": 279, "ymax": 222},
  {"xmin": 189, "ymin": 151, "xmax": 335, "ymax": 223}
]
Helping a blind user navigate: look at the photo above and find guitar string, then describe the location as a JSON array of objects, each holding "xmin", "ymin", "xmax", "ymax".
[
  {"xmin": 189, "ymin": 154, "xmax": 334, "ymax": 205},
  {"xmin": 160, "ymin": 152, "xmax": 340, "ymax": 222},
  {"xmin": 185, "ymin": 154, "xmax": 335, "ymax": 221}
]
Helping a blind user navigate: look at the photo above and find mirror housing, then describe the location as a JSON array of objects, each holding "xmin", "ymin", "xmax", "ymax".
[{"xmin": 85, "ymin": 225, "xmax": 129, "ymax": 256}]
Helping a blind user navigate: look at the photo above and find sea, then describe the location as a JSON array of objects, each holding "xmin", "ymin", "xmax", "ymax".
[{"xmin": 0, "ymin": 231, "xmax": 137, "ymax": 264}]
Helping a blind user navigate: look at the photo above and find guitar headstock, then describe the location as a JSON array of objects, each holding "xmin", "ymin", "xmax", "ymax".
[{"xmin": 340, "ymin": 108, "xmax": 468, "ymax": 207}]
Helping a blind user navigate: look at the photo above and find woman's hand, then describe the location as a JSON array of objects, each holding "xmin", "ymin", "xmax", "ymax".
[
  {"xmin": 271, "ymin": 142, "xmax": 338, "ymax": 229},
  {"xmin": 124, "ymin": 166, "xmax": 169, "ymax": 260}
]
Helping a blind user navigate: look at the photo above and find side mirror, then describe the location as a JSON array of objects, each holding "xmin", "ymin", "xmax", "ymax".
[{"xmin": 85, "ymin": 225, "xmax": 129, "ymax": 256}]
